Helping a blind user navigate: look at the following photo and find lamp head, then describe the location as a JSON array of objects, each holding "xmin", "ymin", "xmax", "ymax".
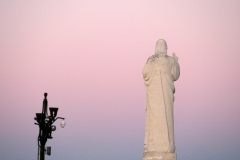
[
  {"xmin": 49, "ymin": 107, "xmax": 58, "ymax": 118},
  {"xmin": 35, "ymin": 113, "xmax": 44, "ymax": 123},
  {"xmin": 60, "ymin": 120, "xmax": 66, "ymax": 128},
  {"xmin": 51, "ymin": 125, "xmax": 56, "ymax": 131}
]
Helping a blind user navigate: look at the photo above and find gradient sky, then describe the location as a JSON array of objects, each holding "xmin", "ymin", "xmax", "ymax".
[{"xmin": 1, "ymin": 1, "xmax": 240, "ymax": 160}]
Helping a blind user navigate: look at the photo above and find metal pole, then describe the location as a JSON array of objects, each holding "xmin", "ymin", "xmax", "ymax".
[
  {"xmin": 38, "ymin": 93, "xmax": 48, "ymax": 160},
  {"xmin": 35, "ymin": 93, "xmax": 65, "ymax": 160},
  {"xmin": 38, "ymin": 146, "xmax": 40, "ymax": 160},
  {"xmin": 40, "ymin": 141, "xmax": 45, "ymax": 160}
]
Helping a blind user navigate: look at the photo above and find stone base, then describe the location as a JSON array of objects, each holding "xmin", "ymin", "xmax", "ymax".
[{"xmin": 143, "ymin": 151, "xmax": 176, "ymax": 160}]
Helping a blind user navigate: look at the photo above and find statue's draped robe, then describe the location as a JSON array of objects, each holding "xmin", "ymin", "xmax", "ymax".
[{"xmin": 143, "ymin": 55, "xmax": 180, "ymax": 153}]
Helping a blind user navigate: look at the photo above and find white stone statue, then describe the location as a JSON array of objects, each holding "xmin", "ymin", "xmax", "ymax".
[{"xmin": 142, "ymin": 39, "xmax": 180, "ymax": 160}]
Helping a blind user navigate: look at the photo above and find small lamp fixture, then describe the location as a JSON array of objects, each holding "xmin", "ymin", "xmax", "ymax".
[
  {"xmin": 35, "ymin": 113, "xmax": 44, "ymax": 123},
  {"xmin": 60, "ymin": 120, "xmax": 66, "ymax": 128},
  {"xmin": 51, "ymin": 125, "xmax": 56, "ymax": 131},
  {"xmin": 49, "ymin": 107, "xmax": 58, "ymax": 118}
]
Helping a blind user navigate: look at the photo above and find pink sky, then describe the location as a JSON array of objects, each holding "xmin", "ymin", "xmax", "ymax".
[{"xmin": 1, "ymin": 1, "xmax": 240, "ymax": 160}]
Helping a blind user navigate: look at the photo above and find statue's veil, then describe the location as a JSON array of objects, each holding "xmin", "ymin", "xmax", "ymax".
[{"xmin": 155, "ymin": 39, "xmax": 167, "ymax": 56}]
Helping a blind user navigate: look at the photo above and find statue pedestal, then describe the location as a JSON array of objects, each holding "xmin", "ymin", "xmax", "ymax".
[{"xmin": 143, "ymin": 151, "xmax": 176, "ymax": 160}]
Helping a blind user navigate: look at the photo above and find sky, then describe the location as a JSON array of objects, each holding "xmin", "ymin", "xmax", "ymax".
[{"xmin": 0, "ymin": 0, "xmax": 240, "ymax": 160}]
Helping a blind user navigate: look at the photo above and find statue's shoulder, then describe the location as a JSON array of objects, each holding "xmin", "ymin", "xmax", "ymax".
[
  {"xmin": 166, "ymin": 55, "xmax": 173, "ymax": 59},
  {"xmin": 166, "ymin": 55, "xmax": 175, "ymax": 62},
  {"xmin": 146, "ymin": 55, "xmax": 155, "ymax": 63},
  {"xmin": 148, "ymin": 55, "xmax": 155, "ymax": 60},
  {"xmin": 166, "ymin": 55, "xmax": 179, "ymax": 65}
]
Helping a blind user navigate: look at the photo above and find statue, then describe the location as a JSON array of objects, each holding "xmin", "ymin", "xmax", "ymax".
[{"xmin": 142, "ymin": 39, "xmax": 180, "ymax": 160}]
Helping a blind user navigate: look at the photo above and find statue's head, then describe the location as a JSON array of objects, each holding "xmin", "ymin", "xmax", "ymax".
[{"xmin": 155, "ymin": 39, "xmax": 167, "ymax": 57}]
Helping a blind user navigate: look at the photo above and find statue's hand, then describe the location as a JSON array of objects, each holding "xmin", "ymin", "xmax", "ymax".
[{"xmin": 172, "ymin": 52, "xmax": 178, "ymax": 62}]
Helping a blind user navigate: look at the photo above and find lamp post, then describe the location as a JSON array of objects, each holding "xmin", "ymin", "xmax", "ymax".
[{"xmin": 34, "ymin": 93, "xmax": 66, "ymax": 160}]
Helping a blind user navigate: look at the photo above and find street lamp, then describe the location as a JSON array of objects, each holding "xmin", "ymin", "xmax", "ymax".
[{"xmin": 34, "ymin": 93, "xmax": 66, "ymax": 160}]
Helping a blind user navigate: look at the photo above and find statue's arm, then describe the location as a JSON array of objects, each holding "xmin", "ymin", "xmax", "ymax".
[
  {"xmin": 142, "ymin": 56, "xmax": 154, "ymax": 80},
  {"xmin": 172, "ymin": 52, "xmax": 178, "ymax": 62},
  {"xmin": 171, "ymin": 53, "xmax": 180, "ymax": 81}
]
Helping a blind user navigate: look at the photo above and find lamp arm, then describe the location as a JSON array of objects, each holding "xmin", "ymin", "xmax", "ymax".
[{"xmin": 51, "ymin": 117, "xmax": 65, "ymax": 124}]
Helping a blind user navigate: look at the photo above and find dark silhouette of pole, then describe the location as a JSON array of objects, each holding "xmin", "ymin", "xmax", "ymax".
[{"xmin": 34, "ymin": 93, "xmax": 65, "ymax": 160}]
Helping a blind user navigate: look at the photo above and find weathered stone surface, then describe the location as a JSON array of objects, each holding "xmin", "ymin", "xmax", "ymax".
[
  {"xmin": 142, "ymin": 39, "xmax": 180, "ymax": 160},
  {"xmin": 143, "ymin": 151, "xmax": 176, "ymax": 160}
]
